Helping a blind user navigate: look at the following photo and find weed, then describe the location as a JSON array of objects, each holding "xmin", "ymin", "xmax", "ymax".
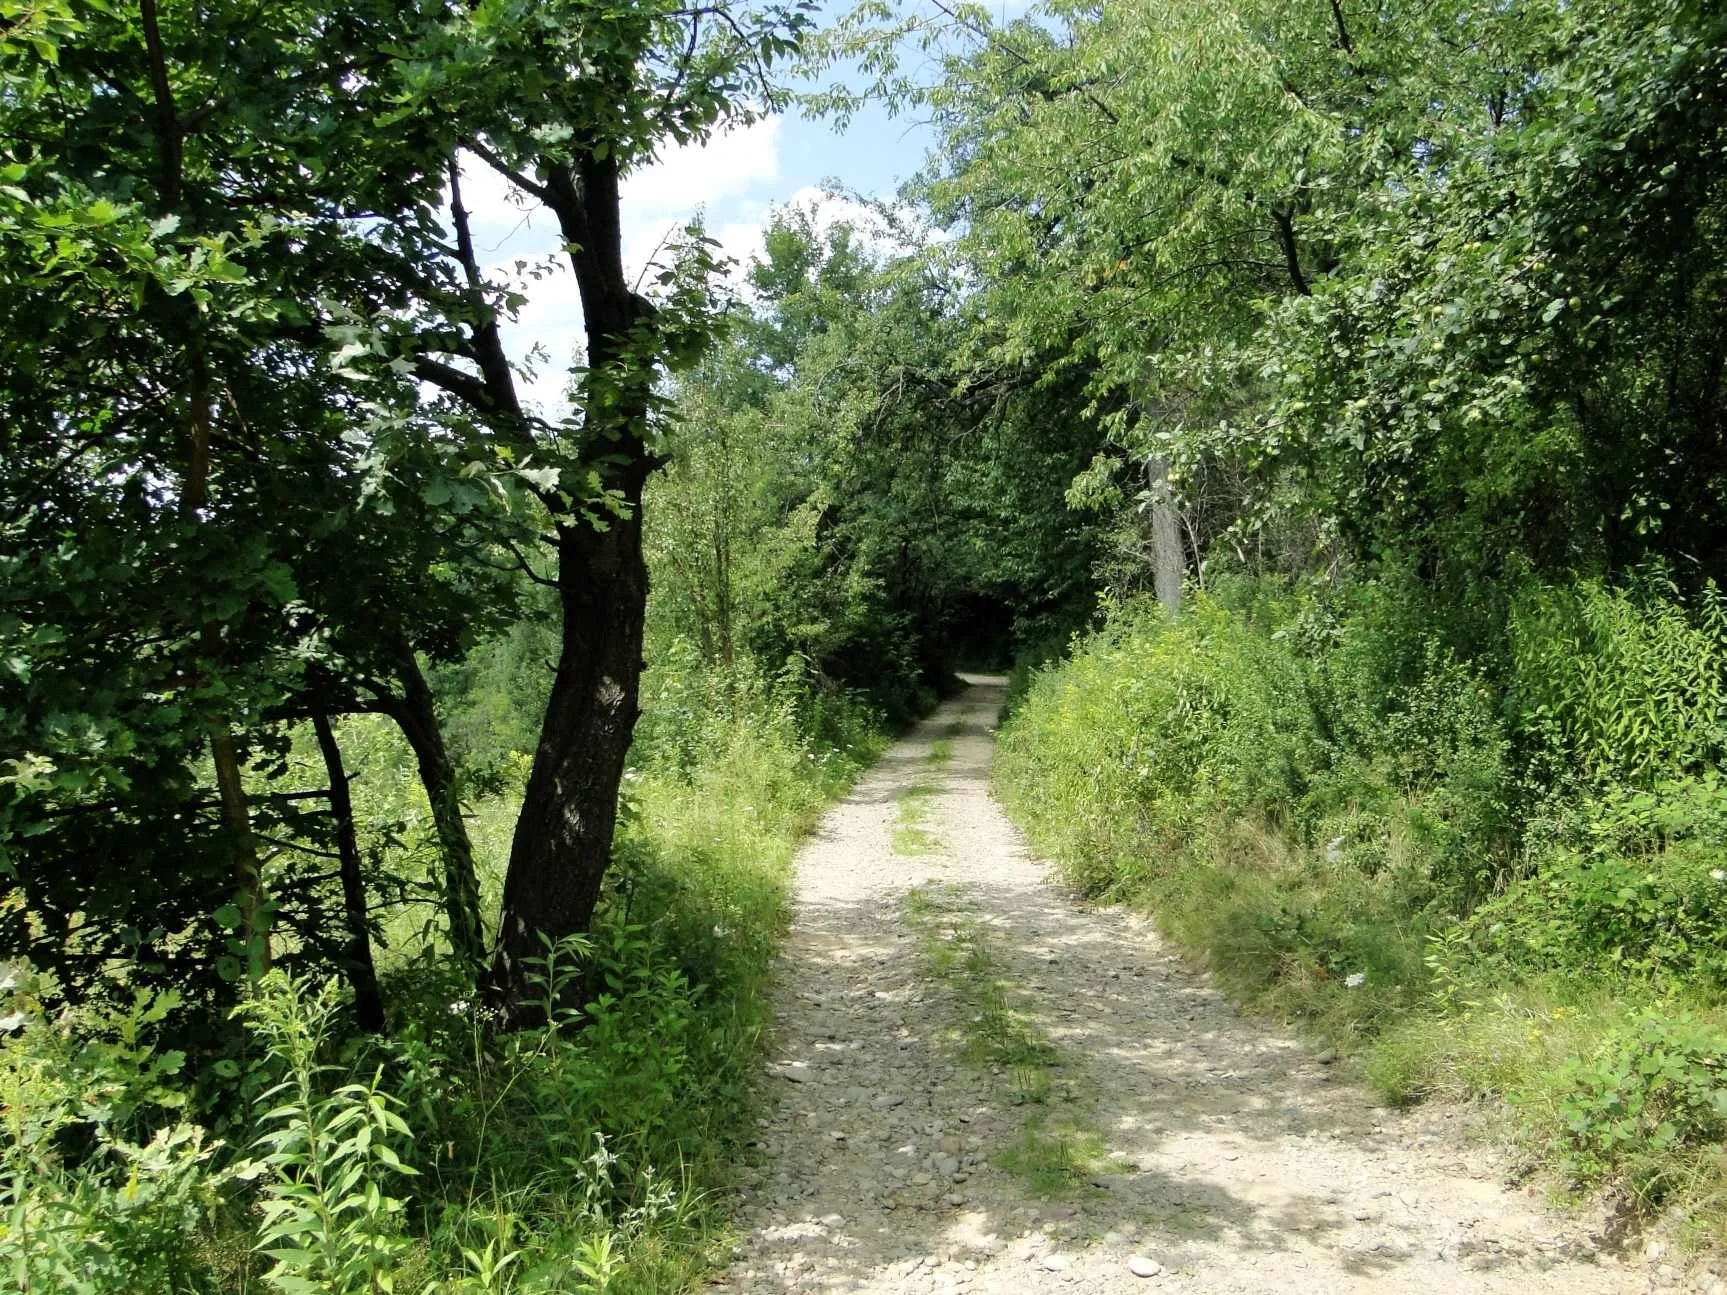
[
  {"xmin": 238, "ymin": 974, "xmax": 418, "ymax": 1295},
  {"xmin": 898, "ymin": 888, "xmax": 1108, "ymax": 1198},
  {"xmin": 997, "ymin": 1121, "xmax": 1112, "ymax": 1196},
  {"xmin": 893, "ymin": 784, "xmax": 943, "ymax": 856}
]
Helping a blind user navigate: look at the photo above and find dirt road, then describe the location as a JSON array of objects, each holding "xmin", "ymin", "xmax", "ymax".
[{"xmin": 715, "ymin": 678, "xmax": 1655, "ymax": 1294}]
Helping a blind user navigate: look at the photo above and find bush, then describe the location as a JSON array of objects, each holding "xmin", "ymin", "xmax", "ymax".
[
  {"xmin": 0, "ymin": 966, "xmax": 226, "ymax": 1295},
  {"xmin": 1557, "ymin": 1012, "xmax": 1727, "ymax": 1196},
  {"xmin": 999, "ymin": 570, "xmax": 1727, "ymax": 1241},
  {"xmin": 1467, "ymin": 775, "xmax": 1727, "ymax": 987},
  {"xmin": 1510, "ymin": 574, "xmax": 1727, "ymax": 788},
  {"xmin": 996, "ymin": 594, "xmax": 1319, "ymax": 895}
]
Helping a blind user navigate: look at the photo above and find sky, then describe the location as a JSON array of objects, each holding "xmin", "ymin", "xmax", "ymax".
[{"xmin": 458, "ymin": 44, "xmax": 945, "ymax": 413}]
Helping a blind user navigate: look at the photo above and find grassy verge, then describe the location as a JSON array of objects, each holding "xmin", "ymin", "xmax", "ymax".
[
  {"xmin": 385, "ymin": 691, "xmax": 892, "ymax": 1292},
  {"xmin": 0, "ymin": 669, "xmax": 889, "ymax": 1294},
  {"xmin": 891, "ymin": 722, "xmax": 963, "ymax": 856}
]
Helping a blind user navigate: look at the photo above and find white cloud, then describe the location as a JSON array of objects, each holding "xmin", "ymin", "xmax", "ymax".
[
  {"xmin": 621, "ymin": 117, "xmax": 782, "ymax": 218},
  {"xmin": 445, "ymin": 117, "xmax": 794, "ymax": 418},
  {"xmin": 455, "ymin": 156, "xmax": 552, "ymax": 262},
  {"xmin": 482, "ymin": 258, "xmax": 584, "ymax": 419}
]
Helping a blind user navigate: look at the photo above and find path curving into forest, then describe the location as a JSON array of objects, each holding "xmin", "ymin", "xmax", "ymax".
[{"xmin": 714, "ymin": 678, "xmax": 1649, "ymax": 1295}]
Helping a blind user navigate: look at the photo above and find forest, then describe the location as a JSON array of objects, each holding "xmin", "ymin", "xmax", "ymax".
[{"xmin": 4, "ymin": 0, "xmax": 1727, "ymax": 1287}]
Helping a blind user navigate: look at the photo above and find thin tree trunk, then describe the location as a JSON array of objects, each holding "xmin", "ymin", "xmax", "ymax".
[
  {"xmin": 309, "ymin": 706, "xmax": 385, "ymax": 1032},
  {"xmin": 1148, "ymin": 455, "xmax": 1184, "ymax": 615},
  {"xmin": 714, "ymin": 422, "xmax": 735, "ymax": 673},
  {"xmin": 143, "ymin": 0, "xmax": 269, "ymax": 978},
  {"xmin": 384, "ymin": 648, "xmax": 487, "ymax": 981}
]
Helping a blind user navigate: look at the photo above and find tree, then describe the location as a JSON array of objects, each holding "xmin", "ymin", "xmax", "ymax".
[{"xmin": 2, "ymin": 0, "xmax": 813, "ymax": 1026}]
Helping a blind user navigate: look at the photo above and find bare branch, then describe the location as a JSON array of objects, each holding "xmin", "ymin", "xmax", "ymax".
[{"xmin": 463, "ymin": 137, "xmax": 554, "ymax": 204}]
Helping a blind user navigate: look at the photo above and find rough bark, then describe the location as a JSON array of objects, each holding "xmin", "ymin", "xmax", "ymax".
[
  {"xmin": 309, "ymin": 706, "xmax": 386, "ymax": 1032},
  {"xmin": 1148, "ymin": 455, "xmax": 1184, "ymax": 616},
  {"xmin": 483, "ymin": 150, "xmax": 655, "ymax": 1023},
  {"xmin": 487, "ymin": 507, "xmax": 649, "ymax": 1021}
]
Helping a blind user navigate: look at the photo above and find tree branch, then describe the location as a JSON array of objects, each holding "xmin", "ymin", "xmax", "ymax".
[
  {"xmin": 1328, "ymin": 0, "xmax": 1356, "ymax": 56},
  {"xmin": 138, "ymin": 0, "xmax": 182, "ymax": 208},
  {"xmin": 1271, "ymin": 208, "xmax": 1312, "ymax": 296},
  {"xmin": 462, "ymin": 137, "xmax": 553, "ymax": 204},
  {"xmin": 413, "ymin": 355, "xmax": 498, "ymax": 410}
]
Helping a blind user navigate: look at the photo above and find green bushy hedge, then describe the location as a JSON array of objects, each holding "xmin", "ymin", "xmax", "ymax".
[{"xmin": 0, "ymin": 647, "xmax": 885, "ymax": 1294}]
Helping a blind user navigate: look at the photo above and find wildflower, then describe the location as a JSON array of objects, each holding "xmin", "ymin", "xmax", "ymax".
[
  {"xmin": 0, "ymin": 1010, "xmax": 25, "ymax": 1033},
  {"xmin": 1712, "ymin": 869, "xmax": 1725, "ymax": 883},
  {"xmin": 1345, "ymin": 972, "xmax": 1366, "ymax": 989}
]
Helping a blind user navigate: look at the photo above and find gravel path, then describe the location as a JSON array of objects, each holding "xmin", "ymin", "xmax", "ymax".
[{"xmin": 715, "ymin": 677, "xmax": 1665, "ymax": 1295}]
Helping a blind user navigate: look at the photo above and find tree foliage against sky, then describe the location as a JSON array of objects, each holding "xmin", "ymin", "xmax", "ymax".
[{"xmin": 2, "ymin": 0, "xmax": 811, "ymax": 1020}]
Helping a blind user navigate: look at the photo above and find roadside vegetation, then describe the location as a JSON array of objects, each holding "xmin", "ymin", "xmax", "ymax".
[
  {"xmin": 2, "ymin": 648, "xmax": 886, "ymax": 1291},
  {"xmin": 998, "ymin": 574, "xmax": 1727, "ymax": 1240},
  {"xmin": 902, "ymin": 885, "xmax": 1114, "ymax": 1198}
]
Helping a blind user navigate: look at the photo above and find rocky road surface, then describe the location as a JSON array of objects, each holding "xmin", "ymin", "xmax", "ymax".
[{"xmin": 714, "ymin": 677, "xmax": 1686, "ymax": 1294}]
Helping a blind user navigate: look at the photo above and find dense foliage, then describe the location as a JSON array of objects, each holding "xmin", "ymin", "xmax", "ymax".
[
  {"xmin": 814, "ymin": 0, "xmax": 1727, "ymax": 1240},
  {"xmin": 9, "ymin": 0, "xmax": 1727, "ymax": 1280}
]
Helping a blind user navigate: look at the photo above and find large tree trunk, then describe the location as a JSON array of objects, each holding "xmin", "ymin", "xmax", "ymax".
[
  {"xmin": 309, "ymin": 705, "xmax": 386, "ymax": 1032},
  {"xmin": 487, "ymin": 503, "xmax": 648, "ymax": 1022},
  {"xmin": 382, "ymin": 647, "xmax": 487, "ymax": 981},
  {"xmin": 483, "ymin": 151, "xmax": 654, "ymax": 1023}
]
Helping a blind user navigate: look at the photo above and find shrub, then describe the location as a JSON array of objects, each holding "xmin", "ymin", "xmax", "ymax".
[
  {"xmin": 0, "ymin": 966, "xmax": 225, "ymax": 1294},
  {"xmin": 1510, "ymin": 574, "xmax": 1727, "ymax": 788},
  {"xmin": 996, "ymin": 594, "xmax": 1319, "ymax": 895},
  {"xmin": 1467, "ymin": 775, "xmax": 1727, "ymax": 986},
  {"xmin": 1557, "ymin": 1012, "xmax": 1727, "ymax": 1198}
]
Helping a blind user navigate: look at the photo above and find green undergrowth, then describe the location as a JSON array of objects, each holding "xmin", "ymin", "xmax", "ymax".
[
  {"xmin": 996, "ymin": 575, "xmax": 1727, "ymax": 1248},
  {"xmin": 901, "ymin": 885, "xmax": 1119, "ymax": 1198},
  {"xmin": 0, "ymin": 652, "xmax": 888, "ymax": 1293},
  {"xmin": 892, "ymin": 722, "xmax": 963, "ymax": 855}
]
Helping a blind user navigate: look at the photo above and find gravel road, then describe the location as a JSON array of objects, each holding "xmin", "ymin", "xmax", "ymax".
[{"xmin": 713, "ymin": 677, "xmax": 1675, "ymax": 1294}]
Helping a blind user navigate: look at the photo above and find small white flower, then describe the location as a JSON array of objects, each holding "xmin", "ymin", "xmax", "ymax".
[
  {"xmin": 446, "ymin": 998, "xmax": 471, "ymax": 1016},
  {"xmin": 1712, "ymin": 869, "xmax": 1725, "ymax": 883},
  {"xmin": 1345, "ymin": 973, "xmax": 1366, "ymax": 989},
  {"xmin": 0, "ymin": 1011, "xmax": 26, "ymax": 1033}
]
